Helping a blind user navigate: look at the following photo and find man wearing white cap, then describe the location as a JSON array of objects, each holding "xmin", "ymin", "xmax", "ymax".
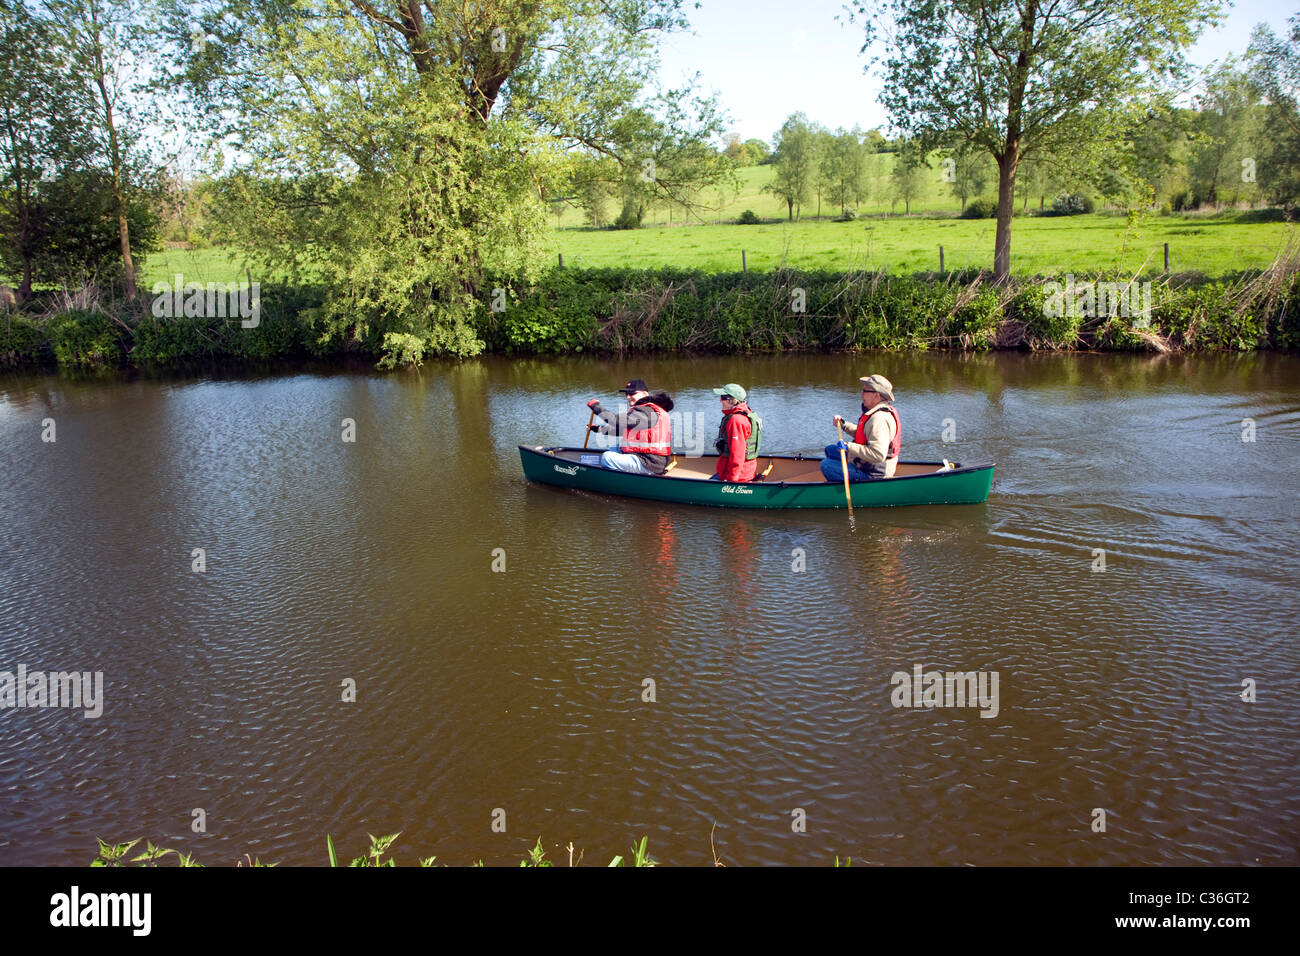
[{"xmin": 821, "ymin": 374, "xmax": 901, "ymax": 482}]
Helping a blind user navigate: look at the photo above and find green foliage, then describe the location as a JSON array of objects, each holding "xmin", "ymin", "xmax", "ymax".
[
  {"xmin": 890, "ymin": 140, "xmax": 928, "ymax": 213},
  {"xmin": 1249, "ymin": 16, "xmax": 1300, "ymax": 208},
  {"xmin": 607, "ymin": 836, "xmax": 657, "ymax": 867},
  {"xmin": 0, "ymin": 314, "xmax": 52, "ymax": 366},
  {"xmin": 612, "ymin": 203, "xmax": 644, "ymax": 230},
  {"xmin": 961, "ymin": 198, "xmax": 997, "ymax": 219},
  {"xmin": 48, "ymin": 310, "xmax": 127, "ymax": 366},
  {"xmin": 737, "ymin": 209, "xmax": 762, "ymax": 225},
  {"xmin": 1011, "ymin": 283, "xmax": 1082, "ymax": 347},
  {"xmin": 767, "ymin": 113, "xmax": 818, "ymax": 220},
  {"xmin": 520, "ymin": 838, "xmax": 554, "ymax": 867},
  {"xmin": 8, "ymin": 258, "xmax": 1298, "ymax": 374},
  {"xmin": 947, "ymin": 288, "xmax": 1003, "ymax": 349},
  {"xmin": 1050, "ymin": 193, "xmax": 1095, "ymax": 215},
  {"xmin": 92, "ymin": 838, "xmax": 205, "ymax": 868},
  {"xmin": 852, "ymin": 0, "xmax": 1224, "ymax": 278},
  {"xmin": 163, "ymin": 0, "xmax": 727, "ymax": 363},
  {"xmin": 92, "ymin": 833, "xmax": 670, "ymax": 867}
]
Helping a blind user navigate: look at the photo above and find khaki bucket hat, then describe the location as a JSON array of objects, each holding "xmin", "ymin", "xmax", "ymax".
[{"xmin": 859, "ymin": 374, "xmax": 895, "ymax": 402}]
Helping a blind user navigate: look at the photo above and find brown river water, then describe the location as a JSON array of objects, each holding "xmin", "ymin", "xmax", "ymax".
[{"xmin": 1, "ymin": 351, "xmax": 1297, "ymax": 866}]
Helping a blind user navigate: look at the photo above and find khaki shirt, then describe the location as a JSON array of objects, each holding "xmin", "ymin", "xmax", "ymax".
[{"xmin": 844, "ymin": 405, "xmax": 898, "ymax": 478}]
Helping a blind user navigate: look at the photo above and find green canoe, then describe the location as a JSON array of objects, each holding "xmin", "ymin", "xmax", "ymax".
[{"xmin": 519, "ymin": 445, "xmax": 994, "ymax": 509}]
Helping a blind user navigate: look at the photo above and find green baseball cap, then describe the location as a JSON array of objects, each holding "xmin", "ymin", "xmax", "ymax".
[{"xmin": 712, "ymin": 383, "xmax": 747, "ymax": 401}]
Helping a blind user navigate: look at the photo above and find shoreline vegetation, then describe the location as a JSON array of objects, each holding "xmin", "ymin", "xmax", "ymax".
[
  {"xmin": 3, "ymin": 254, "xmax": 1298, "ymax": 373},
  {"xmin": 91, "ymin": 833, "xmax": 723, "ymax": 868}
]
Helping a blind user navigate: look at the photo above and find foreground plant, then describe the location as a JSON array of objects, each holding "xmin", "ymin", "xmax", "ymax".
[{"xmin": 92, "ymin": 832, "xmax": 665, "ymax": 867}]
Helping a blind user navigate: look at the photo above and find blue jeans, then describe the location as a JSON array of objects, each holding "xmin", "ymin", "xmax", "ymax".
[
  {"xmin": 820, "ymin": 444, "xmax": 875, "ymax": 483},
  {"xmin": 601, "ymin": 450, "xmax": 652, "ymax": 474}
]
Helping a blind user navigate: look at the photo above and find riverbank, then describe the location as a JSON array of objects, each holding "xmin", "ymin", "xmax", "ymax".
[{"xmin": 2, "ymin": 264, "xmax": 1297, "ymax": 371}]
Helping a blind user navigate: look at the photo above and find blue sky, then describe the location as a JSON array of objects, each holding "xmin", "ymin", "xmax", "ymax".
[{"xmin": 655, "ymin": 0, "xmax": 1300, "ymax": 145}]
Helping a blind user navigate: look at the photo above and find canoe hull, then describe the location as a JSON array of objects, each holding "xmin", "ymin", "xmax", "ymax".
[{"xmin": 519, "ymin": 446, "xmax": 993, "ymax": 509}]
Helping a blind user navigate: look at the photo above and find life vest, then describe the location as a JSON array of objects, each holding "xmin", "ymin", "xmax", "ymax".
[
  {"xmin": 855, "ymin": 403, "xmax": 901, "ymax": 459},
  {"xmin": 714, "ymin": 406, "xmax": 762, "ymax": 461},
  {"xmin": 621, "ymin": 401, "xmax": 671, "ymax": 455}
]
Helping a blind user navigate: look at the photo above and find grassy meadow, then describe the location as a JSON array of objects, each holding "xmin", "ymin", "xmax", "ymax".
[
  {"xmin": 137, "ymin": 160, "xmax": 1296, "ymax": 287},
  {"xmin": 546, "ymin": 213, "xmax": 1296, "ymax": 276},
  {"xmin": 145, "ymin": 211, "xmax": 1296, "ymax": 287}
]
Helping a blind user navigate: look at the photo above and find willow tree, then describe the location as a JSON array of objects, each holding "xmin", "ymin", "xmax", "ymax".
[
  {"xmin": 1249, "ymin": 14, "xmax": 1300, "ymax": 207},
  {"xmin": 766, "ymin": 113, "xmax": 817, "ymax": 221},
  {"xmin": 851, "ymin": 0, "xmax": 1222, "ymax": 280},
  {"xmin": 164, "ymin": 1, "xmax": 727, "ymax": 362},
  {"xmin": 0, "ymin": 0, "xmax": 81, "ymax": 300},
  {"xmin": 43, "ymin": 0, "xmax": 154, "ymax": 301}
]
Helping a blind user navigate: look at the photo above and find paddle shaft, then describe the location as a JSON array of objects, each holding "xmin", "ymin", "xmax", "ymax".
[
  {"xmin": 837, "ymin": 423, "xmax": 854, "ymax": 517},
  {"xmin": 583, "ymin": 409, "xmax": 595, "ymax": 449}
]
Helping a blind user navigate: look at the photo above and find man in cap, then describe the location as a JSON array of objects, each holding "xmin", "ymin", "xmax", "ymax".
[
  {"xmin": 820, "ymin": 374, "xmax": 901, "ymax": 482},
  {"xmin": 586, "ymin": 379, "xmax": 676, "ymax": 475},
  {"xmin": 709, "ymin": 383, "xmax": 762, "ymax": 482}
]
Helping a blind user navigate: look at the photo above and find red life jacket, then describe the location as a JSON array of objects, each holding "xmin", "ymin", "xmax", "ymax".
[
  {"xmin": 855, "ymin": 404, "xmax": 901, "ymax": 459},
  {"xmin": 621, "ymin": 401, "xmax": 671, "ymax": 455}
]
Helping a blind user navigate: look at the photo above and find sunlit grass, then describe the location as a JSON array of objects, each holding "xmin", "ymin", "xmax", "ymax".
[{"xmin": 548, "ymin": 213, "xmax": 1296, "ymax": 277}]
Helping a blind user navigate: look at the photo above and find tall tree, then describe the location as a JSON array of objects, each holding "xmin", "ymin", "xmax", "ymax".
[
  {"xmin": 766, "ymin": 113, "xmax": 816, "ymax": 221},
  {"xmin": 890, "ymin": 139, "xmax": 927, "ymax": 214},
  {"xmin": 852, "ymin": 0, "xmax": 1223, "ymax": 280},
  {"xmin": 1189, "ymin": 63, "xmax": 1260, "ymax": 207},
  {"xmin": 1249, "ymin": 14, "xmax": 1300, "ymax": 208},
  {"xmin": 947, "ymin": 142, "xmax": 994, "ymax": 210},
  {"xmin": 45, "ymin": 0, "xmax": 152, "ymax": 300},
  {"xmin": 163, "ymin": 1, "xmax": 726, "ymax": 361},
  {"xmin": 0, "ymin": 0, "xmax": 87, "ymax": 299},
  {"xmin": 822, "ymin": 128, "xmax": 868, "ymax": 217}
]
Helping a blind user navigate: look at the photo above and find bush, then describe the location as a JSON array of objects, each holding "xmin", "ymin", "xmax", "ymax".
[
  {"xmin": 961, "ymin": 198, "xmax": 997, "ymax": 219},
  {"xmin": 1050, "ymin": 193, "xmax": 1095, "ymax": 215},
  {"xmin": 737, "ymin": 209, "xmax": 762, "ymax": 225},
  {"xmin": 833, "ymin": 209, "xmax": 857, "ymax": 222},
  {"xmin": 612, "ymin": 204, "xmax": 643, "ymax": 230},
  {"xmin": 48, "ymin": 310, "xmax": 128, "ymax": 367},
  {"xmin": 0, "ymin": 314, "xmax": 52, "ymax": 366}
]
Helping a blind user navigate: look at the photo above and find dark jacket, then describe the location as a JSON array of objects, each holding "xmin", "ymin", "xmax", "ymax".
[{"xmin": 591, "ymin": 392, "xmax": 675, "ymax": 473}]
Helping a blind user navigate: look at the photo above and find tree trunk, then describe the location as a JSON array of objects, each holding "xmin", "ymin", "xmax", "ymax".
[
  {"xmin": 19, "ymin": 260, "xmax": 32, "ymax": 301},
  {"xmin": 994, "ymin": 146, "xmax": 1019, "ymax": 282},
  {"xmin": 787, "ymin": 199, "xmax": 793, "ymax": 222},
  {"xmin": 91, "ymin": 19, "xmax": 135, "ymax": 301}
]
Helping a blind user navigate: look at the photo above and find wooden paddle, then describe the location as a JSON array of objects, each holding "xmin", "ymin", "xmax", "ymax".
[
  {"xmin": 836, "ymin": 421, "xmax": 855, "ymax": 527},
  {"xmin": 583, "ymin": 409, "xmax": 595, "ymax": 449}
]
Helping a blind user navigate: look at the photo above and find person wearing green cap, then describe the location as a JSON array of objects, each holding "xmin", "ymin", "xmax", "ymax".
[{"xmin": 709, "ymin": 383, "xmax": 763, "ymax": 483}]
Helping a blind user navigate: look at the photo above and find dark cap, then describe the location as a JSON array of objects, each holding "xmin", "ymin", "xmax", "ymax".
[{"xmin": 617, "ymin": 379, "xmax": 649, "ymax": 394}]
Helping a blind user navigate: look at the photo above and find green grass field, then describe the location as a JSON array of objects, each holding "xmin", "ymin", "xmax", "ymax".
[
  {"xmin": 141, "ymin": 211, "xmax": 1295, "ymax": 287},
  {"xmin": 132, "ymin": 159, "xmax": 1294, "ymax": 285},
  {"xmin": 550, "ymin": 155, "xmax": 967, "ymax": 228},
  {"xmin": 546, "ymin": 213, "xmax": 1295, "ymax": 276}
]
